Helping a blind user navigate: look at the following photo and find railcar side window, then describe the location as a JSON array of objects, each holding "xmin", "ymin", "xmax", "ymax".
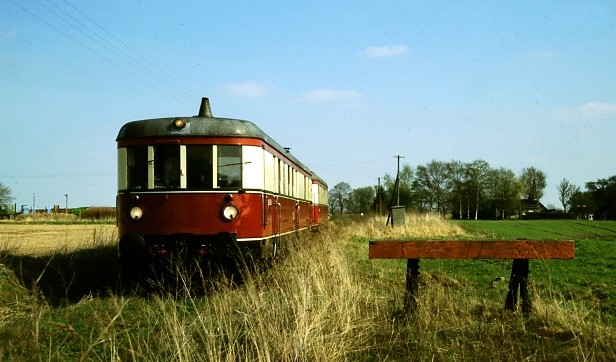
[
  {"xmin": 154, "ymin": 145, "xmax": 180, "ymax": 189},
  {"xmin": 217, "ymin": 145, "xmax": 242, "ymax": 188},
  {"xmin": 126, "ymin": 147, "xmax": 148, "ymax": 190},
  {"xmin": 187, "ymin": 145, "xmax": 213, "ymax": 189}
]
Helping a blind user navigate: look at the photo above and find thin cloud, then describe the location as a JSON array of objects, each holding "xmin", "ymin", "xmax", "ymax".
[
  {"xmin": 224, "ymin": 81, "xmax": 269, "ymax": 97},
  {"xmin": 301, "ymin": 88, "xmax": 362, "ymax": 102},
  {"xmin": 550, "ymin": 102, "xmax": 616, "ymax": 121},
  {"xmin": 361, "ymin": 45, "xmax": 409, "ymax": 58},
  {"xmin": 574, "ymin": 102, "xmax": 616, "ymax": 120}
]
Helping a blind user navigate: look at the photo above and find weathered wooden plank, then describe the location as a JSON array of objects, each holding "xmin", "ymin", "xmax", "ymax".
[{"xmin": 369, "ymin": 240, "xmax": 575, "ymax": 259}]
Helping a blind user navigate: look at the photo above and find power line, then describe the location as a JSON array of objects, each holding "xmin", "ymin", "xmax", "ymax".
[
  {"xmin": 52, "ymin": 0, "xmax": 198, "ymax": 101},
  {"xmin": 59, "ymin": 0, "xmax": 198, "ymax": 101},
  {"xmin": 8, "ymin": 0, "xmax": 199, "ymax": 106}
]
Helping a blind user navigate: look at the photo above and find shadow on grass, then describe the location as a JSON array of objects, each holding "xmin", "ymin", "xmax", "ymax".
[
  {"xmin": 0, "ymin": 247, "xmax": 256, "ymax": 306},
  {"xmin": 0, "ymin": 245, "xmax": 121, "ymax": 305}
]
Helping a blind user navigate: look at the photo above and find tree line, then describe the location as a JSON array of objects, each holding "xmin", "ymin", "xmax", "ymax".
[
  {"xmin": 328, "ymin": 159, "xmax": 616, "ymax": 220},
  {"xmin": 1, "ymin": 167, "xmax": 615, "ymax": 220}
]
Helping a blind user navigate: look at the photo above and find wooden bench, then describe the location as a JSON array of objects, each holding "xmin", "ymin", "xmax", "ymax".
[{"xmin": 369, "ymin": 240, "xmax": 575, "ymax": 313}]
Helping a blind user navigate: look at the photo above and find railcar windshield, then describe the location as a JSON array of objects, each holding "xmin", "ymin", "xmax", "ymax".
[
  {"xmin": 186, "ymin": 145, "xmax": 213, "ymax": 189},
  {"xmin": 126, "ymin": 146, "xmax": 148, "ymax": 190},
  {"xmin": 154, "ymin": 145, "xmax": 180, "ymax": 189},
  {"xmin": 119, "ymin": 144, "xmax": 242, "ymax": 191},
  {"xmin": 217, "ymin": 145, "xmax": 242, "ymax": 188}
]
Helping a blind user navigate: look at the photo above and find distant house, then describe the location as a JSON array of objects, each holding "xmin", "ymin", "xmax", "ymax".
[
  {"xmin": 570, "ymin": 204, "xmax": 594, "ymax": 220},
  {"xmin": 520, "ymin": 198, "xmax": 548, "ymax": 216}
]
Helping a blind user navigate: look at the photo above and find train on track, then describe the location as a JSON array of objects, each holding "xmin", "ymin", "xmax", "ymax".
[{"xmin": 116, "ymin": 98, "xmax": 328, "ymax": 274}]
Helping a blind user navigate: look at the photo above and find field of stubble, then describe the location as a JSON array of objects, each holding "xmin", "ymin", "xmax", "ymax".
[{"xmin": 0, "ymin": 223, "xmax": 117, "ymax": 255}]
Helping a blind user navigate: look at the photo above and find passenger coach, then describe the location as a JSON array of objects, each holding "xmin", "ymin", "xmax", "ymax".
[{"xmin": 116, "ymin": 98, "xmax": 328, "ymax": 271}]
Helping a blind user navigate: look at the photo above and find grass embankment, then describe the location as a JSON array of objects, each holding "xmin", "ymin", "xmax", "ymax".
[{"xmin": 0, "ymin": 217, "xmax": 615, "ymax": 360}]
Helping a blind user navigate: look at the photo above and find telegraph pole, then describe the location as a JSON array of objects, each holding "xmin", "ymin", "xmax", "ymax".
[
  {"xmin": 377, "ymin": 177, "xmax": 382, "ymax": 215},
  {"xmin": 395, "ymin": 154, "xmax": 405, "ymax": 206},
  {"xmin": 387, "ymin": 154, "xmax": 406, "ymax": 228}
]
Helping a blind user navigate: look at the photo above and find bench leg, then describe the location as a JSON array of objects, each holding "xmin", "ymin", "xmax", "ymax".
[
  {"xmin": 505, "ymin": 259, "xmax": 532, "ymax": 313},
  {"xmin": 404, "ymin": 258, "xmax": 420, "ymax": 313}
]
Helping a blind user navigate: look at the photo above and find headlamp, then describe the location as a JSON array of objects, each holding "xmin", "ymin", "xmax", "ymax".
[
  {"xmin": 130, "ymin": 206, "xmax": 143, "ymax": 220},
  {"xmin": 222, "ymin": 204, "xmax": 238, "ymax": 221},
  {"xmin": 173, "ymin": 118, "xmax": 186, "ymax": 129}
]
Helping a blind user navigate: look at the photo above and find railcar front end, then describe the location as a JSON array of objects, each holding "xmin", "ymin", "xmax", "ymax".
[{"xmin": 116, "ymin": 98, "xmax": 326, "ymax": 275}]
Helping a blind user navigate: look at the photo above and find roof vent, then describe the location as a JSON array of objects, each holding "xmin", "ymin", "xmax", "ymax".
[{"xmin": 198, "ymin": 97, "xmax": 213, "ymax": 117}]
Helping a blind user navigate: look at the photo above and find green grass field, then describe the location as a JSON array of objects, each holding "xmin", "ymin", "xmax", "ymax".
[
  {"xmin": 454, "ymin": 219, "xmax": 616, "ymax": 240},
  {"xmin": 452, "ymin": 219, "xmax": 616, "ymax": 316}
]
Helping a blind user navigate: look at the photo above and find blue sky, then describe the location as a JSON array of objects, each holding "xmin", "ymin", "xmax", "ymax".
[{"xmin": 1, "ymin": 1, "xmax": 615, "ymax": 209}]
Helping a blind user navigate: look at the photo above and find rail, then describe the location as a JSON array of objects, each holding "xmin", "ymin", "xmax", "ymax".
[{"xmin": 369, "ymin": 239, "xmax": 575, "ymax": 313}]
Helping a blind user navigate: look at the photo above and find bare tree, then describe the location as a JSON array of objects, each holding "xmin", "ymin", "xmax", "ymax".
[
  {"xmin": 0, "ymin": 182, "xmax": 14, "ymax": 205},
  {"xmin": 556, "ymin": 178, "xmax": 578, "ymax": 212},
  {"xmin": 465, "ymin": 159, "xmax": 490, "ymax": 219},
  {"xmin": 447, "ymin": 160, "xmax": 466, "ymax": 219}
]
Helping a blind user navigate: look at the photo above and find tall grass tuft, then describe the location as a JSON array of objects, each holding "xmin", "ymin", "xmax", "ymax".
[
  {"xmin": 337, "ymin": 213, "xmax": 466, "ymax": 240},
  {"xmin": 118, "ymin": 226, "xmax": 378, "ymax": 361}
]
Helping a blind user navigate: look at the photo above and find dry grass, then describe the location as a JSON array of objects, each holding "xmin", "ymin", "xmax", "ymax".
[
  {"xmin": 336, "ymin": 213, "xmax": 466, "ymax": 239},
  {"xmin": 0, "ymin": 224, "xmax": 117, "ymax": 255},
  {"xmin": 115, "ymin": 227, "xmax": 377, "ymax": 361}
]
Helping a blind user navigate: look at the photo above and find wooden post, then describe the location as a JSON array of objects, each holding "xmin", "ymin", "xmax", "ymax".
[
  {"xmin": 505, "ymin": 259, "xmax": 532, "ymax": 313},
  {"xmin": 404, "ymin": 259, "xmax": 420, "ymax": 312}
]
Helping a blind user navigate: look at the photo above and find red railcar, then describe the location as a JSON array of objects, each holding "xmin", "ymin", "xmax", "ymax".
[{"xmin": 116, "ymin": 98, "xmax": 328, "ymax": 271}]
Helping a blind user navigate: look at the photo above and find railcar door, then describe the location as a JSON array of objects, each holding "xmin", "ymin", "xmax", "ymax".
[
  {"xmin": 295, "ymin": 201, "xmax": 300, "ymax": 231},
  {"xmin": 271, "ymin": 197, "xmax": 281, "ymax": 257}
]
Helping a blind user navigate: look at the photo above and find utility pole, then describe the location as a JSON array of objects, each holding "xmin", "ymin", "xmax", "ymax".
[
  {"xmin": 65, "ymin": 194, "xmax": 68, "ymax": 215},
  {"xmin": 386, "ymin": 154, "xmax": 406, "ymax": 228},
  {"xmin": 394, "ymin": 154, "xmax": 405, "ymax": 206},
  {"xmin": 377, "ymin": 177, "xmax": 382, "ymax": 215}
]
